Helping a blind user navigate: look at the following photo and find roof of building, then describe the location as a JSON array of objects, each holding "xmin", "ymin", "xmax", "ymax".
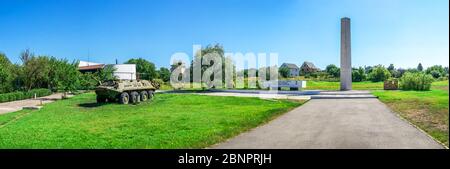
[
  {"xmin": 78, "ymin": 64, "xmax": 105, "ymax": 71},
  {"xmin": 301, "ymin": 61, "xmax": 318, "ymax": 69},
  {"xmin": 281, "ymin": 63, "xmax": 299, "ymax": 69}
]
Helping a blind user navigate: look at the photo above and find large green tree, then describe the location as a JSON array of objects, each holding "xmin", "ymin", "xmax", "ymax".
[
  {"xmin": 368, "ymin": 65, "xmax": 391, "ymax": 82},
  {"xmin": 22, "ymin": 56, "xmax": 51, "ymax": 90},
  {"xmin": 325, "ymin": 64, "xmax": 340, "ymax": 78},
  {"xmin": 55, "ymin": 59, "xmax": 80, "ymax": 97},
  {"xmin": 157, "ymin": 67, "xmax": 171, "ymax": 82},
  {"xmin": 0, "ymin": 53, "xmax": 14, "ymax": 93},
  {"xmin": 125, "ymin": 58, "xmax": 157, "ymax": 80},
  {"xmin": 190, "ymin": 44, "xmax": 234, "ymax": 88}
]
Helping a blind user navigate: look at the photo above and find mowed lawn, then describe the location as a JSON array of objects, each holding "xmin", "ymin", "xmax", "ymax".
[
  {"xmin": 372, "ymin": 81, "xmax": 449, "ymax": 146},
  {"xmin": 0, "ymin": 93, "xmax": 302, "ymax": 148},
  {"xmin": 306, "ymin": 81, "xmax": 383, "ymax": 90}
]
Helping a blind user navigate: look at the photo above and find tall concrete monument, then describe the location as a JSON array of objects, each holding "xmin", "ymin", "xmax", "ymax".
[{"xmin": 340, "ymin": 17, "xmax": 352, "ymax": 90}]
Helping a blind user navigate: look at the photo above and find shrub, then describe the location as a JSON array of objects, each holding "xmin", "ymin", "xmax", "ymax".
[
  {"xmin": 368, "ymin": 65, "xmax": 391, "ymax": 82},
  {"xmin": 151, "ymin": 78, "xmax": 164, "ymax": 85},
  {"xmin": 0, "ymin": 89, "xmax": 52, "ymax": 103},
  {"xmin": 400, "ymin": 72, "xmax": 434, "ymax": 91},
  {"xmin": 352, "ymin": 67, "xmax": 366, "ymax": 82},
  {"xmin": 151, "ymin": 79, "xmax": 164, "ymax": 89}
]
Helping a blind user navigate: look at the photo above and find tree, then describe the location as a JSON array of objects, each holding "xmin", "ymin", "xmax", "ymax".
[
  {"xmin": 125, "ymin": 58, "xmax": 157, "ymax": 80},
  {"xmin": 195, "ymin": 44, "xmax": 225, "ymax": 76},
  {"xmin": 278, "ymin": 66, "xmax": 290, "ymax": 78},
  {"xmin": 397, "ymin": 68, "xmax": 406, "ymax": 78},
  {"xmin": 417, "ymin": 63, "xmax": 423, "ymax": 71},
  {"xmin": 387, "ymin": 64, "xmax": 395, "ymax": 71},
  {"xmin": 325, "ymin": 64, "xmax": 340, "ymax": 78},
  {"xmin": 157, "ymin": 67, "xmax": 171, "ymax": 82},
  {"xmin": 98, "ymin": 65, "xmax": 117, "ymax": 82},
  {"xmin": 364, "ymin": 66, "xmax": 373, "ymax": 74},
  {"xmin": 425, "ymin": 65, "xmax": 446, "ymax": 78},
  {"xmin": 79, "ymin": 72, "xmax": 99, "ymax": 90},
  {"xmin": 192, "ymin": 44, "xmax": 233, "ymax": 88},
  {"xmin": 367, "ymin": 65, "xmax": 391, "ymax": 82},
  {"xmin": 390, "ymin": 69, "xmax": 401, "ymax": 78},
  {"xmin": 20, "ymin": 48, "xmax": 34, "ymax": 64},
  {"xmin": 352, "ymin": 67, "xmax": 366, "ymax": 82},
  {"xmin": 0, "ymin": 53, "xmax": 14, "ymax": 93},
  {"xmin": 55, "ymin": 59, "xmax": 80, "ymax": 98},
  {"xmin": 406, "ymin": 68, "xmax": 419, "ymax": 73},
  {"xmin": 22, "ymin": 56, "xmax": 51, "ymax": 90}
]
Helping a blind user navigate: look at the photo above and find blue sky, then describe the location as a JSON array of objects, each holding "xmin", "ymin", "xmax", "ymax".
[{"xmin": 0, "ymin": 0, "xmax": 448, "ymax": 69}]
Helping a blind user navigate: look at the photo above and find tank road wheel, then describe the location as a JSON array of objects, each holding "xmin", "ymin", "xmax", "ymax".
[
  {"xmin": 96, "ymin": 95, "xmax": 107, "ymax": 103},
  {"xmin": 147, "ymin": 90, "xmax": 154, "ymax": 100},
  {"xmin": 119, "ymin": 92, "xmax": 130, "ymax": 104},
  {"xmin": 130, "ymin": 91, "xmax": 140, "ymax": 104},
  {"xmin": 140, "ymin": 91, "xmax": 148, "ymax": 102}
]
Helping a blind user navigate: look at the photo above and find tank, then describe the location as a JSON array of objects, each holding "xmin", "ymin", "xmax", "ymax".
[{"xmin": 95, "ymin": 80, "xmax": 159, "ymax": 104}]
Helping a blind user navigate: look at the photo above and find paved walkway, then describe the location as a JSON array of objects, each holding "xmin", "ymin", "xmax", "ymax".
[
  {"xmin": 212, "ymin": 99, "xmax": 444, "ymax": 149},
  {"xmin": 0, "ymin": 93, "xmax": 72, "ymax": 115}
]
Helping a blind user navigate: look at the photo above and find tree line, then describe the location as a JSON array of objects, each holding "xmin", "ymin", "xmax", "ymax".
[
  {"xmin": 0, "ymin": 50, "xmax": 171, "ymax": 94},
  {"xmin": 278, "ymin": 62, "xmax": 449, "ymax": 83}
]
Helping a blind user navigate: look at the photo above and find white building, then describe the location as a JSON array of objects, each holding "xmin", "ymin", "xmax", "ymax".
[
  {"xmin": 78, "ymin": 60, "xmax": 137, "ymax": 81},
  {"xmin": 111, "ymin": 64, "xmax": 137, "ymax": 80}
]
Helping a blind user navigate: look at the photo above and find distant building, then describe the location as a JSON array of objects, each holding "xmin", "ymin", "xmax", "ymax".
[
  {"xmin": 78, "ymin": 61, "xmax": 137, "ymax": 80},
  {"xmin": 300, "ymin": 61, "xmax": 319, "ymax": 74},
  {"xmin": 78, "ymin": 61, "xmax": 104, "ymax": 73},
  {"xmin": 280, "ymin": 63, "xmax": 300, "ymax": 77},
  {"xmin": 112, "ymin": 64, "xmax": 137, "ymax": 80}
]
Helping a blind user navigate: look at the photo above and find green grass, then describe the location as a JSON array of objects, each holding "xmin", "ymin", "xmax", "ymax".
[
  {"xmin": 0, "ymin": 93, "xmax": 302, "ymax": 148},
  {"xmin": 306, "ymin": 81, "xmax": 383, "ymax": 90},
  {"xmin": 161, "ymin": 81, "xmax": 384, "ymax": 91},
  {"xmin": 372, "ymin": 80, "xmax": 449, "ymax": 147}
]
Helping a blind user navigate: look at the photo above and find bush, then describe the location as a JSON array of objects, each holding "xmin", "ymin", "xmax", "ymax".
[
  {"xmin": 368, "ymin": 65, "xmax": 391, "ymax": 82},
  {"xmin": 352, "ymin": 67, "xmax": 366, "ymax": 82},
  {"xmin": 400, "ymin": 72, "xmax": 434, "ymax": 91},
  {"xmin": 0, "ymin": 89, "xmax": 52, "ymax": 103},
  {"xmin": 151, "ymin": 79, "xmax": 164, "ymax": 89}
]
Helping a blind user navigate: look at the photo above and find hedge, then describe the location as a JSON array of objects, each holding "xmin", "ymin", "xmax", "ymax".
[
  {"xmin": 0, "ymin": 89, "xmax": 52, "ymax": 103},
  {"xmin": 400, "ymin": 72, "xmax": 434, "ymax": 91}
]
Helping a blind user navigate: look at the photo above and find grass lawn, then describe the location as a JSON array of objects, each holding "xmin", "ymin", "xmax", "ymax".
[
  {"xmin": 372, "ymin": 80, "xmax": 449, "ymax": 147},
  {"xmin": 306, "ymin": 81, "xmax": 383, "ymax": 90},
  {"xmin": 0, "ymin": 93, "xmax": 303, "ymax": 148}
]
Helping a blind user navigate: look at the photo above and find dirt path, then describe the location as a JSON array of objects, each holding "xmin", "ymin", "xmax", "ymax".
[{"xmin": 0, "ymin": 93, "xmax": 72, "ymax": 115}]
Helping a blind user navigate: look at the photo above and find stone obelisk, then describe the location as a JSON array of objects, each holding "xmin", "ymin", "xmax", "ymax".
[{"xmin": 340, "ymin": 17, "xmax": 352, "ymax": 91}]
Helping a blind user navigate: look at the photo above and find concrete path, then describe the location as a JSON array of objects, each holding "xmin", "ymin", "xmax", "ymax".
[
  {"xmin": 0, "ymin": 93, "xmax": 72, "ymax": 115},
  {"xmin": 212, "ymin": 98, "xmax": 444, "ymax": 149}
]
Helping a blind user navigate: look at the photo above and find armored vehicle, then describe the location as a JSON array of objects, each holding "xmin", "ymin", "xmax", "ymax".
[{"xmin": 95, "ymin": 80, "xmax": 159, "ymax": 104}]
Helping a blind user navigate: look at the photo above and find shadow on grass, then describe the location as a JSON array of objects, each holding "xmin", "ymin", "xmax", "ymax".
[{"xmin": 77, "ymin": 102, "xmax": 108, "ymax": 108}]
